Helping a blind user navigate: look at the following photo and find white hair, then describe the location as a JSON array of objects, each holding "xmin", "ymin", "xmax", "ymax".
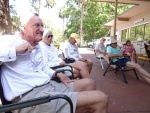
[
  {"xmin": 20, "ymin": 12, "xmax": 39, "ymax": 26},
  {"xmin": 42, "ymin": 29, "xmax": 52, "ymax": 40}
]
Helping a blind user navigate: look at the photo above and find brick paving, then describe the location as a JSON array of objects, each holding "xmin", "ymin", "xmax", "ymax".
[{"xmin": 80, "ymin": 47, "xmax": 150, "ymax": 113}]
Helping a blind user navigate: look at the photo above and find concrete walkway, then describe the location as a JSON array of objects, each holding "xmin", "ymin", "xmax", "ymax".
[{"xmin": 79, "ymin": 47, "xmax": 150, "ymax": 113}]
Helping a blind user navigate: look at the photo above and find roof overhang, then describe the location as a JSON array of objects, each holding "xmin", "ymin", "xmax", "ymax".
[
  {"xmin": 92, "ymin": 0, "xmax": 150, "ymax": 4},
  {"xmin": 92, "ymin": 0, "xmax": 150, "ymax": 28}
]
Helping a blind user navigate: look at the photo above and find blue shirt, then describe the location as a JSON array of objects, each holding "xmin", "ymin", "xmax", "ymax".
[{"xmin": 107, "ymin": 46, "xmax": 122, "ymax": 62}]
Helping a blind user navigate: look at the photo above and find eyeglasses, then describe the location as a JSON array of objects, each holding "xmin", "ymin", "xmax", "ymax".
[
  {"xmin": 48, "ymin": 35, "xmax": 53, "ymax": 38},
  {"xmin": 33, "ymin": 23, "xmax": 44, "ymax": 28}
]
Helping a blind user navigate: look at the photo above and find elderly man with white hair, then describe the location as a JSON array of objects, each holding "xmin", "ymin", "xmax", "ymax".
[
  {"xmin": 0, "ymin": 13, "xmax": 108, "ymax": 113},
  {"xmin": 64, "ymin": 33, "xmax": 93, "ymax": 73}
]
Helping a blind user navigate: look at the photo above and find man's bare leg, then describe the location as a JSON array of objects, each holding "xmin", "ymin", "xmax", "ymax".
[
  {"xmin": 73, "ymin": 68, "xmax": 81, "ymax": 79},
  {"xmin": 75, "ymin": 90, "xmax": 108, "ymax": 113},
  {"xmin": 126, "ymin": 61, "xmax": 150, "ymax": 84},
  {"xmin": 71, "ymin": 61, "xmax": 90, "ymax": 78},
  {"xmin": 73, "ymin": 78, "xmax": 108, "ymax": 113},
  {"xmin": 74, "ymin": 78, "xmax": 96, "ymax": 91},
  {"xmin": 86, "ymin": 59, "xmax": 93, "ymax": 73}
]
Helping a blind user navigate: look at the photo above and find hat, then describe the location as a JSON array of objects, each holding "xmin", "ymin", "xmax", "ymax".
[
  {"xmin": 100, "ymin": 38, "xmax": 106, "ymax": 41},
  {"xmin": 70, "ymin": 33, "xmax": 78, "ymax": 40},
  {"xmin": 110, "ymin": 38, "xmax": 117, "ymax": 44}
]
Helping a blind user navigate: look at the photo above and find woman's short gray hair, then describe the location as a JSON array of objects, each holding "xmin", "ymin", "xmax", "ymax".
[{"xmin": 42, "ymin": 29, "xmax": 52, "ymax": 40}]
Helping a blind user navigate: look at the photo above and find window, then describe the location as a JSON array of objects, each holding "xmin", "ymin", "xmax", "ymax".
[
  {"xmin": 129, "ymin": 27, "xmax": 135, "ymax": 41},
  {"xmin": 145, "ymin": 23, "xmax": 150, "ymax": 41},
  {"xmin": 135, "ymin": 25, "xmax": 144, "ymax": 41},
  {"xmin": 121, "ymin": 29, "xmax": 127, "ymax": 42}
]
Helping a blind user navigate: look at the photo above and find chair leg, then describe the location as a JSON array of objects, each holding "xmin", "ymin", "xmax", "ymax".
[
  {"xmin": 134, "ymin": 53, "xmax": 137, "ymax": 63},
  {"xmin": 135, "ymin": 58, "xmax": 137, "ymax": 63},
  {"xmin": 117, "ymin": 60, "xmax": 127, "ymax": 83},
  {"xmin": 103, "ymin": 63, "xmax": 111, "ymax": 76},
  {"xmin": 120, "ymin": 68, "xmax": 128, "ymax": 83},
  {"xmin": 133, "ymin": 69, "xmax": 139, "ymax": 80},
  {"xmin": 99, "ymin": 57, "xmax": 104, "ymax": 69},
  {"xmin": 114, "ymin": 67, "xmax": 119, "ymax": 73},
  {"xmin": 142, "ymin": 57, "xmax": 147, "ymax": 66}
]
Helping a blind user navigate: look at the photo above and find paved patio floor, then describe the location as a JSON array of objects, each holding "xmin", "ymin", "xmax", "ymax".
[
  {"xmin": 1, "ymin": 47, "xmax": 150, "ymax": 113},
  {"xmin": 80, "ymin": 47, "xmax": 150, "ymax": 113}
]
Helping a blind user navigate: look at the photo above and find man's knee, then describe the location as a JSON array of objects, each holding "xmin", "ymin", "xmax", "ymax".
[
  {"xmin": 96, "ymin": 90, "xmax": 108, "ymax": 106},
  {"xmin": 133, "ymin": 62, "xmax": 141, "ymax": 68},
  {"xmin": 88, "ymin": 59, "xmax": 93, "ymax": 65},
  {"xmin": 82, "ymin": 78, "xmax": 96, "ymax": 90},
  {"xmin": 75, "ymin": 78, "xmax": 96, "ymax": 90},
  {"xmin": 79, "ymin": 62, "xmax": 88, "ymax": 69}
]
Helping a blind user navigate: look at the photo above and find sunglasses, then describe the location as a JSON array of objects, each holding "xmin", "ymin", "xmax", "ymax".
[{"xmin": 48, "ymin": 35, "xmax": 53, "ymax": 38}]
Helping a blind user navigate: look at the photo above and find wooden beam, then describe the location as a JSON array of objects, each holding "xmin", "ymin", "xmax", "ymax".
[
  {"xmin": 117, "ymin": 17, "xmax": 129, "ymax": 21},
  {"xmin": 102, "ymin": 25, "xmax": 111, "ymax": 28}
]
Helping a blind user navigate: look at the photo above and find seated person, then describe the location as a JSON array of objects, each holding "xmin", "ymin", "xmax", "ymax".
[
  {"xmin": 0, "ymin": 13, "xmax": 108, "ymax": 113},
  {"xmin": 39, "ymin": 29, "xmax": 90, "ymax": 79},
  {"xmin": 95, "ymin": 38, "xmax": 116, "ymax": 68},
  {"xmin": 95, "ymin": 38, "xmax": 109, "ymax": 63},
  {"xmin": 107, "ymin": 38, "xmax": 150, "ymax": 85},
  {"xmin": 64, "ymin": 33, "xmax": 93, "ymax": 73},
  {"xmin": 121, "ymin": 40, "xmax": 135, "ymax": 61}
]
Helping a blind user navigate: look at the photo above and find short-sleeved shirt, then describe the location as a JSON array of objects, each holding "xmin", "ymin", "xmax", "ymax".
[
  {"xmin": 122, "ymin": 45, "xmax": 134, "ymax": 54},
  {"xmin": 64, "ymin": 42, "xmax": 82, "ymax": 60},
  {"xmin": 95, "ymin": 43, "xmax": 106, "ymax": 52},
  {"xmin": 107, "ymin": 46, "xmax": 122, "ymax": 62}
]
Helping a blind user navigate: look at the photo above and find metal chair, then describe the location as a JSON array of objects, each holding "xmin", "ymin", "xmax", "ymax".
[
  {"xmin": 51, "ymin": 64, "xmax": 74, "ymax": 82},
  {"xmin": 103, "ymin": 57, "xmax": 139, "ymax": 83},
  {"xmin": 0, "ymin": 65, "xmax": 73, "ymax": 113},
  {"xmin": 142, "ymin": 43, "xmax": 150, "ymax": 66},
  {"xmin": 93, "ymin": 50, "xmax": 105, "ymax": 69}
]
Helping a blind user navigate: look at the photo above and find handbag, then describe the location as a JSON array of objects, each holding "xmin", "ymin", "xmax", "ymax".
[{"xmin": 63, "ymin": 58, "xmax": 75, "ymax": 63}]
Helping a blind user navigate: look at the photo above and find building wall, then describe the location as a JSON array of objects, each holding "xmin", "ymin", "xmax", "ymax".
[{"xmin": 110, "ymin": 9, "xmax": 150, "ymax": 54}]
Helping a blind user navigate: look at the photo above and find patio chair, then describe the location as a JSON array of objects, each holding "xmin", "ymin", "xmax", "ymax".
[
  {"xmin": 103, "ymin": 57, "xmax": 139, "ymax": 83},
  {"xmin": 142, "ymin": 43, "xmax": 150, "ymax": 66},
  {"xmin": 51, "ymin": 64, "xmax": 74, "ymax": 82},
  {"xmin": 0, "ymin": 65, "xmax": 73, "ymax": 113},
  {"xmin": 93, "ymin": 50, "xmax": 105, "ymax": 69}
]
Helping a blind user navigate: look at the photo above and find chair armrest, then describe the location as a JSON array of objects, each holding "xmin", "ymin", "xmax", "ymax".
[
  {"xmin": 51, "ymin": 65, "xmax": 74, "ymax": 82},
  {"xmin": 0, "ymin": 94, "xmax": 73, "ymax": 113},
  {"xmin": 51, "ymin": 65, "xmax": 73, "ymax": 71}
]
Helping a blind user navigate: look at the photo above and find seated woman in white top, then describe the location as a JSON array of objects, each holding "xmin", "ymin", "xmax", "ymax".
[
  {"xmin": 39, "ymin": 29, "xmax": 91, "ymax": 79},
  {"xmin": 64, "ymin": 33, "xmax": 93, "ymax": 73}
]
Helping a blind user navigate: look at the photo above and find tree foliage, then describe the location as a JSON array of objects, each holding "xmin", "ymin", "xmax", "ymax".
[
  {"xmin": 64, "ymin": 0, "xmax": 134, "ymax": 43},
  {"xmin": 29, "ymin": 0, "xmax": 56, "ymax": 13}
]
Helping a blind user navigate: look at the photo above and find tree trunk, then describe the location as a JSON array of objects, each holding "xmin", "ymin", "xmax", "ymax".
[
  {"xmin": 79, "ymin": 2, "xmax": 84, "ymax": 46},
  {"xmin": 0, "ymin": 0, "xmax": 11, "ymax": 34}
]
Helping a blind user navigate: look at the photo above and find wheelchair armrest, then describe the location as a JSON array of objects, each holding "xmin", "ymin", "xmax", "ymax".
[{"xmin": 0, "ymin": 94, "xmax": 73, "ymax": 113}]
